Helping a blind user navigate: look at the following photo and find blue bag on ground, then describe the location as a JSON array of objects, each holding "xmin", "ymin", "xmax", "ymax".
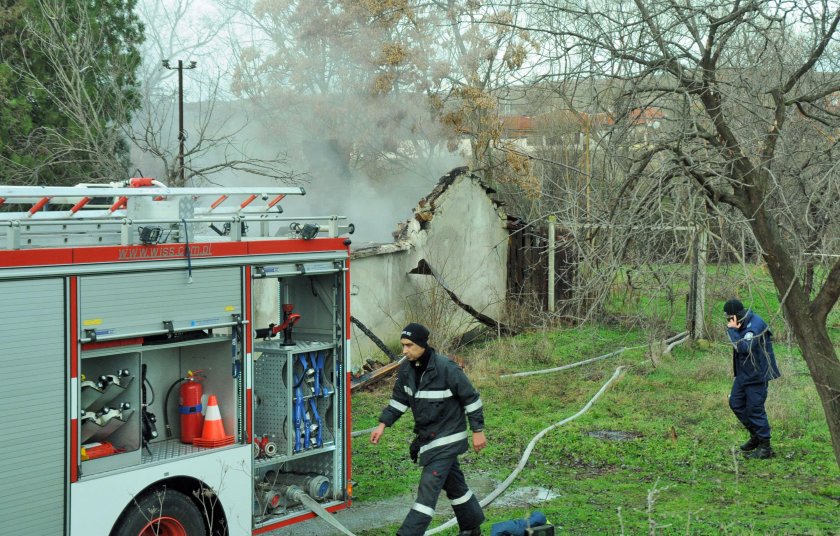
[{"xmin": 490, "ymin": 510, "xmax": 548, "ymax": 536}]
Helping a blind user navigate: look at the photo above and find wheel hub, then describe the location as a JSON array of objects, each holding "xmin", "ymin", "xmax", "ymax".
[{"xmin": 139, "ymin": 516, "xmax": 187, "ymax": 536}]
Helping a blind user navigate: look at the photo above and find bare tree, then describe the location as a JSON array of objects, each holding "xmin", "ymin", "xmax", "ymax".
[
  {"xmin": 509, "ymin": 0, "xmax": 840, "ymax": 466},
  {"xmin": 4, "ymin": 0, "xmax": 298, "ymax": 189},
  {"xmin": 224, "ymin": 0, "xmax": 540, "ymax": 184},
  {"xmin": 130, "ymin": 0, "xmax": 298, "ymax": 186},
  {"xmin": 430, "ymin": 1, "xmax": 543, "ymax": 184}
]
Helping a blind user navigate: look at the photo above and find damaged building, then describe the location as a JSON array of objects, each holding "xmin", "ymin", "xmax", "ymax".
[
  {"xmin": 349, "ymin": 167, "xmax": 508, "ymax": 368},
  {"xmin": 349, "ymin": 167, "xmax": 573, "ymax": 370}
]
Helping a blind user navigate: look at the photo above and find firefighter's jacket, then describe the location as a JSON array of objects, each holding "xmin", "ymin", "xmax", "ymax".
[
  {"xmin": 379, "ymin": 350, "xmax": 484, "ymax": 466},
  {"xmin": 727, "ymin": 310, "xmax": 781, "ymax": 385}
]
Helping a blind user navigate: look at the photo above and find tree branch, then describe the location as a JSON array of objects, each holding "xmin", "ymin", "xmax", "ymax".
[{"xmin": 811, "ymin": 257, "xmax": 840, "ymax": 323}]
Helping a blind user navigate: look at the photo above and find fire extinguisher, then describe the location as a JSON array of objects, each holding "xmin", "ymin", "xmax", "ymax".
[{"xmin": 178, "ymin": 370, "xmax": 204, "ymax": 444}]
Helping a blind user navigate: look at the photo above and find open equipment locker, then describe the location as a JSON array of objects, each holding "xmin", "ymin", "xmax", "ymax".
[{"xmin": 0, "ymin": 181, "xmax": 355, "ymax": 536}]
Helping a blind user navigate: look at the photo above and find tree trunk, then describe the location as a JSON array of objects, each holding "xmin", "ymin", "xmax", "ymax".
[
  {"xmin": 749, "ymin": 205, "xmax": 840, "ymax": 467},
  {"xmin": 786, "ymin": 311, "xmax": 840, "ymax": 468},
  {"xmin": 687, "ymin": 226, "xmax": 708, "ymax": 340},
  {"xmin": 803, "ymin": 261, "xmax": 815, "ymax": 298}
]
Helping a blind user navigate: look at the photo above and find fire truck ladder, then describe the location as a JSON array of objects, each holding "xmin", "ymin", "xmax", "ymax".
[{"xmin": 0, "ymin": 183, "xmax": 354, "ymax": 250}]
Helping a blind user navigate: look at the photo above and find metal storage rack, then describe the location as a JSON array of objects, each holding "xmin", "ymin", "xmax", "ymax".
[
  {"xmin": 253, "ymin": 340, "xmax": 338, "ymax": 464},
  {"xmin": 252, "ymin": 335, "xmax": 347, "ymax": 524},
  {"xmin": 78, "ymin": 352, "xmax": 141, "ymax": 475}
]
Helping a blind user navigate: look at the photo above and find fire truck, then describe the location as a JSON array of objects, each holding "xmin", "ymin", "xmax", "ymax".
[{"xmin": 0, "ymin": 179, "xmax": 355, "ymax": 535}]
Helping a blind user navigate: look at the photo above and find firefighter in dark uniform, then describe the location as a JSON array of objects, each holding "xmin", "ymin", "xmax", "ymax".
[
  {"xmin": 371, "ymin": 323, "xmax": 486, "ymax": 536},
  {"xmin": 724, "ymin": 298, "xmax": 781, "ymax": 459}
]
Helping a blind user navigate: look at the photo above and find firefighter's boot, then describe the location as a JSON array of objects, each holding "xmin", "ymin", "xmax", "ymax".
[
  {"xmin": 740, "ymin": 434, "xmax": 760, "ymax": 452},
  {"xmin": 744, "ymin": 439, "xmax": 774, "ymax": 459}
]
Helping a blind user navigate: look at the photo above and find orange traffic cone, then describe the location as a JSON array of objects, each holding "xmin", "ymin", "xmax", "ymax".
[{"xmin": 192, "ymin": 395, "xmax": 235, "ymax": 448}]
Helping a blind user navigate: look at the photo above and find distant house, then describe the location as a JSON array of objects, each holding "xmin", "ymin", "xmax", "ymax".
[{"xmin": 499, "ymin": 110, "xmax": 618, "ymax": 150}]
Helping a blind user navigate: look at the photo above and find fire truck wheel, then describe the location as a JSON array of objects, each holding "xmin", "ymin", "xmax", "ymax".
[{"xmin": 112, "ymin": 488, "xmax": 207, "ymax": 536}]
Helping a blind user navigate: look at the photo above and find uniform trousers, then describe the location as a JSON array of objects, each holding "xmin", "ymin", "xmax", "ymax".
[
  {"xmin": 729, "ymin": 378, "xmax": 771, "ymax": 439},
  {"xmin": 397, "ymin": 456, "xmax": 484, "ymax": 535}
]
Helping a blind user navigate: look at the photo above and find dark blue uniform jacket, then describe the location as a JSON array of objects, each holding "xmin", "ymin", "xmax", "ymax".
[
  {"xmin": 379, "ymin": 350, "xmax": 484, "ymax": 466},
  {"xmin": 727, "ymin": 310, "xmax": 781, "ymax": 384}
]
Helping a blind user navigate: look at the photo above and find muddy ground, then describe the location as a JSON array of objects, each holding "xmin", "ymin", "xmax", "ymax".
[{"xmin": 263, "ymin": 477, "xmax": 559, "ymax": 535}]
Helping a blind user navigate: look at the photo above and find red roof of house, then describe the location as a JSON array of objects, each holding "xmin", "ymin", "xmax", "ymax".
[{"xmin": 501, "ymin": 115, "xmax": 536, "ymax": 133}]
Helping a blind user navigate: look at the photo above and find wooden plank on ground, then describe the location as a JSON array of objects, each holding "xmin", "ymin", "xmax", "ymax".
[{"xmin": 351, "ymin": 358, "xmax": 404, "ymax": 391}]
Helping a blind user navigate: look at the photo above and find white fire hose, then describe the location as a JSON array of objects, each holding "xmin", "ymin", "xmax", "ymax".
[
  {"xmin": 346, "ymin": 334, "xmax": 688, "ymax": 535},
  {"xmin": 425, "ymin": 365, "xmax": 626, "ymax": 535},
  {"xmin": 294, "ymin": 489, "xmax": 357, "ymax": 536}
]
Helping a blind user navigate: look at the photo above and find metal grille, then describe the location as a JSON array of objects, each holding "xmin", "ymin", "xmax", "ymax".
[
  {"xmin": 255, "ymin": 340, "xmax": 337, "ymax": 354},
  {"xmin": 334, "ymin": 344, "xmax": 345, "ymax": 482},
  {"xmin": 254, "ymin": 444, "xmax": 336, "ymax": 470},
  {"xmin": 254, "ymin": 351, "xmax": 289, "ymax": 452},
  {"xmin": 284, "ymin": 450, "xmax": 336, "ymax": 481}
]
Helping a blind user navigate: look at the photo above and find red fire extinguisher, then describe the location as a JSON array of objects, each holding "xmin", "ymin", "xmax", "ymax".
[{"xmin": 179, "ymin": 370, "xmax": 204, "ymax": 444}]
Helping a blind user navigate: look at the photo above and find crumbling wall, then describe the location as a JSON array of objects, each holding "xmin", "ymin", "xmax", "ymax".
[{"xmin": 349, "ymin": 170, "xmax": 508, "ymax": 370}]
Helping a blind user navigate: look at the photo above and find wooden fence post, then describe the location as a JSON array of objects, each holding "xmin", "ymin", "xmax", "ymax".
[{"xmin": 548, "ymin": 215, "xmax": 556, "ymax": 313}]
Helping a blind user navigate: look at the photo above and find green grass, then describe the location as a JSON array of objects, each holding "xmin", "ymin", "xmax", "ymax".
[
  {"xmin": 607, "ymin": 262, "xmax": 840, "ymax": 345},
  {"xmin": 351, "ymin": 336, "xmax": 839, "ymax": 533},
  {"xmin": 349, "ymin": 265, "xmax": 839, "ymax": 534}
]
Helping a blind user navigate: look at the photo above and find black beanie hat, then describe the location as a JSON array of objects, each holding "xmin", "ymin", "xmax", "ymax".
[
  {"xmin": 723, "ymin": 298, "xmax": 746, "ymax": 319},
  {"xmin": 401, "ymin": 323, "xmax": 430, "ymax": 348}
]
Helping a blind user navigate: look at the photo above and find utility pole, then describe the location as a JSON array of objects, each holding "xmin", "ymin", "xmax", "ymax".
[{"xmin": 162, "ymin": 59, "xmax": 197, "ymax": 185}]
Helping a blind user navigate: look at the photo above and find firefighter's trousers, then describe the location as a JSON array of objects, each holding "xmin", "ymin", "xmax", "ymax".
[
  {"xmin": 730, "ymin": 378, "xmax": 771, "ymax": 440},
  {"xmin": 397, "ymin": 456, "xmax": 484, "ymax": 536}
]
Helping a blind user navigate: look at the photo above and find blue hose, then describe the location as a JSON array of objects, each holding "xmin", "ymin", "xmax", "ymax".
[{"xmin": 490, "ymin": 511, "xmax": 548, "ymax": 536}]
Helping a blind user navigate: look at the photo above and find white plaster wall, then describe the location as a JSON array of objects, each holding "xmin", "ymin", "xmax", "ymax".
[
  {"xmin": 348, "ymin": 249, "xmax": 414, "ymax": 366},
  {"xmin": 348, "ymin": 174, "xmax": 508, "ymax": 370},
  {"xmin": 252, "ymin": 278, "xmax": 279, "ymax": 331},
  {"xmin": 414, "ymin": 176, "xmax": 508, "ymax": 321}
]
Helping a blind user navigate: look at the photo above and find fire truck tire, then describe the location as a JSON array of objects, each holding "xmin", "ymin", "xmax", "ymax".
[{"xmin": 111, "ymin": 488, "xmax": 207, "ymax": 536}]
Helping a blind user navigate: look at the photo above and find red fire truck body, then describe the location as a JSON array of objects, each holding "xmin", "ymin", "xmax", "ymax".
[{"xmin": 0, "ymin": 183, "xmax": 354, "ymax": 536}]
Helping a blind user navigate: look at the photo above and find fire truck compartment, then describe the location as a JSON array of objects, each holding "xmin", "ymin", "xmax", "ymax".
[
  {"xmin": 79, "ymin": 336, "xmax": 242, "ymax": 476},
  {"xmin": 0, "ymin": 184, "xmax": 352, "ymax": 535},
  {"xmin": 79, "ymin": 267, "xmax": 242, "ymax": 342},
  {"xmin": 0, "ymin": 278, "xmax": 67, "ymax": 535}
]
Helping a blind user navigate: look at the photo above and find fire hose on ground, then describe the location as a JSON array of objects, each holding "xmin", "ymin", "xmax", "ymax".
[
  {"xmin": 424, "ymin": 365, "xmax": 626, "ymax": 535},
  {"xmin": 424, "ymin": 333, "xmax": 689, "ymax": 534},
  {"xmin": 345, "ymin": 334, "xmax": 691, "ymax": 534},
  {"xmin": 295, "ymin": 490, "xmax": 356, "ymax": 536},
  {"xmin": 500, "ymin": 332, "xmax": 687, "ymax": 380}
]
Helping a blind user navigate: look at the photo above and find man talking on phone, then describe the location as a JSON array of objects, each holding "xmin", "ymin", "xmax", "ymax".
[{"xmin": 724, "ymin": 298, "xmax": 781, "ymax": 459}]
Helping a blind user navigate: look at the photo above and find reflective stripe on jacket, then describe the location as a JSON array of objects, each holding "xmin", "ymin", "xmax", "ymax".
[
  {"xmin": 379, "ymin": 350, "xmax": 484, "ymax": 465},
  {"xmin": 727, "ymin": 310, "xmax": 781, "ymax": 384}
]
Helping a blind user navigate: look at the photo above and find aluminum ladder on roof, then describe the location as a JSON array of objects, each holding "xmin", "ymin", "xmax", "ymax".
[{"xmin": 0, "ymin": 183, "xmax": 351, "ymax": 250}]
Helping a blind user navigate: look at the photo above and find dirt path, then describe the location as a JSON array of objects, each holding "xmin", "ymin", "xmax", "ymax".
[{"xmin": 262, "ymin": 478, "xmax": 559, "ymax": 535}]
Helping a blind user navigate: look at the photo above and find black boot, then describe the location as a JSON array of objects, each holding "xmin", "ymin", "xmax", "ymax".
[
  {"xmin": 744, "ymin": 439, "xmax": 774, "ymax": 459},
  {"xmin": 740, "ymin": 434, "xmax": 760, "ymax": 452},
  {"xmin": 457, "ymin": 528, "xmax": 481, "ymax": 536}
]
